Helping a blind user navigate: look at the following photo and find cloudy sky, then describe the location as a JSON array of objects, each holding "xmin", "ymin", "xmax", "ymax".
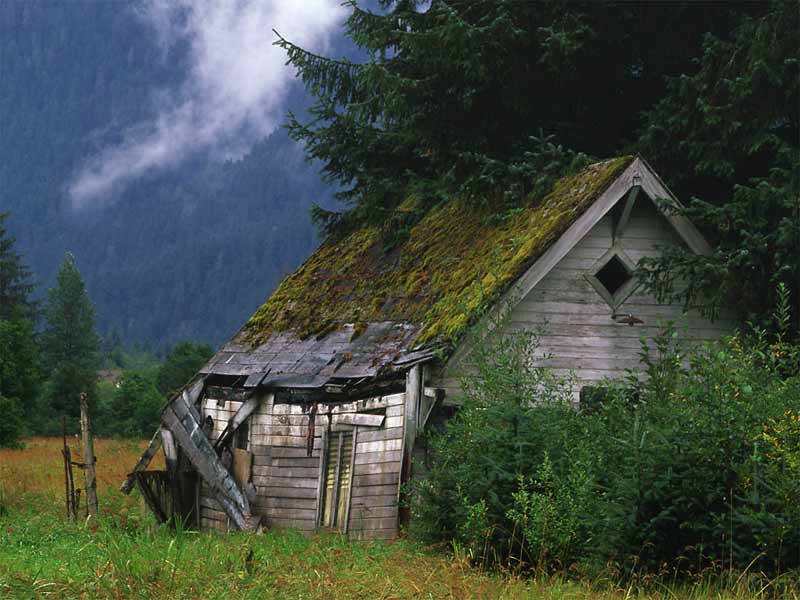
[{"xmin": 69, "ymin": 0, "xmax": 347, "ymax": 206}]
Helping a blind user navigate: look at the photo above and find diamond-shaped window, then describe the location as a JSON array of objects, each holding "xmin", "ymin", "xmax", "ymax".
[
  {"xmin": 586, "ymin": 248, "xmax": 637, "ymax": 309},
  {"xmin": 595, "ymin": 255, "xmax": 632, "ymax": 296}
]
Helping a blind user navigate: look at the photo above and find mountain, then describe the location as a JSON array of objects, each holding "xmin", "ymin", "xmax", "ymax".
[{"xmin": 0, "ymin": 2, "xmax": 333, "ymax": 351}]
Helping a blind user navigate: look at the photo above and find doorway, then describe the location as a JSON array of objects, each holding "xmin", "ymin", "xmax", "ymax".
[{"xmin": 320, "ymin": 431, "xmax": 353, "ymax": 530}]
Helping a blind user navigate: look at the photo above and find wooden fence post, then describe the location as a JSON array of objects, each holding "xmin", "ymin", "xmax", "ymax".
[
  {"xmin": 61, "ymin": 416, "xmax": 76, "ymax": 520},
  {"xmin": 80, "ymin": 393, "xmax": 98, "ymax": 519}
]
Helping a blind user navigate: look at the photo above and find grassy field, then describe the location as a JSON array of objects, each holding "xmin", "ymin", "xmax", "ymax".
[{"xmin": 0, "ymin": 438, "xmax": 795, "ymax": 599}]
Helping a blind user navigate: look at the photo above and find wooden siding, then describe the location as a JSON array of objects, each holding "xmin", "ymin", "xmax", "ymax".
[
  {"xmin": 432, "ymin": 196, "xmax": 734, "ymax": 400},
  {"xmin": 346, "ymin": 391, "xmax": 406, "ymax": 540},
  {"xmin": 197, "ymin": 389, "xmax": 406, "ymax": 539}
]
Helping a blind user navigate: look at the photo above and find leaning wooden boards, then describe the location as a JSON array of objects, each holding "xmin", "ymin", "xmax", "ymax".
[{"xmin": 198, "ymin": 390, "xmax": 406, "ymax": 539}]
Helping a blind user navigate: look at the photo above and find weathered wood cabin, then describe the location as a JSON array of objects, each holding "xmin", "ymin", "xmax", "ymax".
[{"xmin": 122, "ymin": 156, "xmax": 731, "ymax": 538}]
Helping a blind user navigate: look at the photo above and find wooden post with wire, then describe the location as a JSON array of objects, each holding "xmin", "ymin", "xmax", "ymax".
[{"xmin": 79, "ymin": 392, "xmax": 99, "ymax": 520}]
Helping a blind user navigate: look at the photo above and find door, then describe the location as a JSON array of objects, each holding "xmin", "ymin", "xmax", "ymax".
[{"xmin": 321, "ymin": 431, "xmax": 353, "ymax": 530}]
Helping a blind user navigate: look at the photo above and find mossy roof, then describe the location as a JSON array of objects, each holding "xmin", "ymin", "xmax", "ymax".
[{"xmin": 243, "ymin": 156, "xmax": 633, "ymax": 353}]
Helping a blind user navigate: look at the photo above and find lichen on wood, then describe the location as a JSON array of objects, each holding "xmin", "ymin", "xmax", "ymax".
[{"xmin": 244, "ymin": 156, "xmax": 633, "ymax": 348}]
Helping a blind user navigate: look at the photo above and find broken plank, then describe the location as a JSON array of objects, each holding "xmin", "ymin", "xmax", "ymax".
[
  {"xmin": 213, "ymin": 392, "xmax": 259, "ymax": 450},
  {"xmin": 162, "ymin": 402, "xmax": 254, "ymax": 531},
  {"xmin": 204, "ymin": 386, "xmax": 252, "ymax": 403},
  {"xmin": 120, "ymin": 428, "xmax": 162, "ymax": 494}
]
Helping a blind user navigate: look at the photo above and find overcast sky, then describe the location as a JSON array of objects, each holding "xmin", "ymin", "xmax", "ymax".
[{"xmin": 69, "ymin": 0, "xmax": 347, "ymax": 207}]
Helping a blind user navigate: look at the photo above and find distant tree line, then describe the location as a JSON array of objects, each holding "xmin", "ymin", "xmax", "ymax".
[
  {"xmin": 0, "ymin": 213, "xmax": 213, "ymax": 447},
  {"xmin": 93, "ymin": 341, "xmax": 213, "ymax": 440}
]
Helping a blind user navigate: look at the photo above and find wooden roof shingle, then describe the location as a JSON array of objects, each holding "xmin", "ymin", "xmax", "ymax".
[{"xmin": 204, "ymin": 156, "xmax": 635, "ymax": 384}]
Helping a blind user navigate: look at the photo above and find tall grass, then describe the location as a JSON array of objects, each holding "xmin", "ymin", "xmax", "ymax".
[
  {"xmin": 0, "ymin": 437, "xmax": 160, "ymax": 517},
  {"xmin": 2, "ymin": 513, "xmax": 795, "ymax": 599},
  {"xmin": 0, "ymin": 439, "xmax": 796, "ymax": 599}
]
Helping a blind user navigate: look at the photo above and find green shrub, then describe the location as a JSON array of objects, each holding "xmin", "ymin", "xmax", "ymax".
[
  {"xmin": 410, "ymin": 323, "xmax": 800, "ymax": 576},
  {"xmin": 506, "ymin": 452, "xmax": 594, "ymax": 569},
  {"xmin": 595, "ymin": 329, "xmax": 800, "ymax": 574},
  {"xmin": 95, "ymin": 369, "xmax": 163, "ymax": 438},
  {"xmin": 408, "ymin": 329, "xmax": 595, "ymax": 567}
]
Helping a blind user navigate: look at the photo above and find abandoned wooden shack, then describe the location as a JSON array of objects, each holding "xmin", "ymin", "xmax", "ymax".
[{"xmin": 122, "ymin": 156, "xmax": 732, "ymax": 538}]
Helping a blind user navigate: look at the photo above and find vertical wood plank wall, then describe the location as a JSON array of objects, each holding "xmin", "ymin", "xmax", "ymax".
[
  {"xmin": 432, "ymin": 198, "xmax": 734, "ymax": 399},
  {"xmin": 250, "ymin": 393, "xmax": 321, "ymax": 532},
  {"xmin": 197, "ymin": 390, "xmax": 406, "ymax": 539}
]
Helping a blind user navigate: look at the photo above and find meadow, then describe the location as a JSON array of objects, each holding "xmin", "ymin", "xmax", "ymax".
[{"xmin": 0, "ymin": 438, "xmax": 795, "ymax": 599}]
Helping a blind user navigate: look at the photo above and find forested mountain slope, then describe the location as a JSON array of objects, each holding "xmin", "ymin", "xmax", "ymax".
[{"xmin": 0, "ymin": 2, "xmax": 329, "ymax": 350}]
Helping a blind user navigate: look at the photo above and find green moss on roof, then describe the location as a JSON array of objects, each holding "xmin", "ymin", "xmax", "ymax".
[{"xmin": 245, "ymin": 156, "xmax": 633, "ymax": 347}]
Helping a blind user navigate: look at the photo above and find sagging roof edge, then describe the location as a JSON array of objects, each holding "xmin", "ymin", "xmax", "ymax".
[
  {"xmin": 200, "ymin": 342, "xmax": 441, "ymax": 390},
  {"xmin": 121, "ymin": 354, "xmax": 425, "ymax": 503}
]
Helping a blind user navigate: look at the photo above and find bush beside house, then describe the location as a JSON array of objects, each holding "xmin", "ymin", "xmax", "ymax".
[{"xmin": 410, "ymin": 309, "xmax": 800, "ymax": 576}]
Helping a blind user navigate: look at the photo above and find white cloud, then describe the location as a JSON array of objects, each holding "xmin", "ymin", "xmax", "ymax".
[{"xmin": 69, "ymin": 0, "xmax": 347, "ymax": 206}]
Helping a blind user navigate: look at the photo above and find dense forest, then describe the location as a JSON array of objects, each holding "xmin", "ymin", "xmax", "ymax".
[{"xmin": 0, "ymin": 2, "xmax": 332, "ymax": 350}]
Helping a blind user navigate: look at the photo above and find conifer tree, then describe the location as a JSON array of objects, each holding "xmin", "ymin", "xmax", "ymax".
[
  {"xmin": 40, "ymin": 252, "xmax": 100, "ymax": 430},
  {"xmin": 0, "ymin": 316, "xmax": 39, "ymax": 406},
  {"xmin": 277, "ymin": 1, "xmax": 758, "ymax": 233},
  {"xmin": 281, "ymin": 1, "xmax": 792, "ymax": 334},
  {"xmin": 0, "ymin": 212, "xmax": 35, "ymax": 320},
  {"xmin": 0, "ymin": 212, "xmax": 38, "ymax": 446},
  {"xmin": 638, "ymin": 1, "xmax": 799, "ymax": 336},
  {"xmin": 102, "ymin": 370, "xmax": 163, "ymax": 438}
]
